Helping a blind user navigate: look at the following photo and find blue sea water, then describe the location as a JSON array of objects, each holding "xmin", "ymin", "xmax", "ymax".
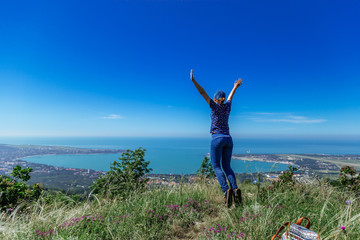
[{"xmin": 1, "ymin": 137, "xmax": 359, "ymax": 174}]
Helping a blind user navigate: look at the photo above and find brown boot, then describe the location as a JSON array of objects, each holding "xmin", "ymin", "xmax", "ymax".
[
  {"xmin": 234, "ymin": 188, "xmax": 242, "ymax": 207},
  {"xmin": 224, "ymin": 189, "xmax": 233, "ymax": 208}
]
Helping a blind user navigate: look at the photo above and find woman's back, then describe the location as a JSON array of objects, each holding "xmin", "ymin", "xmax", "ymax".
[{"xmin": 209, "ymin": 99, "xmax": 232, "ymax": 135}]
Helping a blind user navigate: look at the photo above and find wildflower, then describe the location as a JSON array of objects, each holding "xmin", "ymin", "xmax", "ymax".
[
  {"xmin": 341, "ymin": 226, "xmax": 347, "ymax": 234},
  {"xmin": 8, "ymin": 208, "xmax": 13, "ymax": 211},
  {"xmin": 345, "ymin": 200, "xmax": 351, "ymax": 205}
]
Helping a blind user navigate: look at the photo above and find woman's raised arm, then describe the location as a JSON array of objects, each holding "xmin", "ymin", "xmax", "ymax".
[
  {"xmin": 227, "ymin": 78, "xmax": 243, "ymax": 102},
  {"xmin": 190, "ymin": 69, "xmax": 211, "ymax": 105}
]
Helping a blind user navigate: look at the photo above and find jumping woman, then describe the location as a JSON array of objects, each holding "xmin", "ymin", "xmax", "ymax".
[{"xmin": 190, "ymin": 69, "xmax": 243, "ymax": 207}]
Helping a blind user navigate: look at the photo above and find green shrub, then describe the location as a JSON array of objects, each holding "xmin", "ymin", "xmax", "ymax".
[
  {"xmin": 271, "ymin": 165, "xmax": 298, "ymax": 189},
  {"xmin": 90, "ymin": 147, "xmax": 152, "ymax": 198},
  {"xmin": 339, "ymin": 165, "xmax": 360, "ymax": 191},
  {"xmin": 0, "ymin": 166, "xmax": 42, "ymax": 210},
  {"xmin": 11, "ymin": 165, "xmax": 33, "ymax": 182},
  {"xmin": 197, "ymin": 156, "xmax": 216, "ymax": 179}
]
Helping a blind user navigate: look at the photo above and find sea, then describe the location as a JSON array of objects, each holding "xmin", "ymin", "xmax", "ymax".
[{"xmin": 1, "ymin": 136, "xmax": 359, "ymax": 174}]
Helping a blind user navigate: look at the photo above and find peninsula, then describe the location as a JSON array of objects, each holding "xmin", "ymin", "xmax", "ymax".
[{"xmin": 0, "ymin": 144, "xmax": 124, "ymax": 193}]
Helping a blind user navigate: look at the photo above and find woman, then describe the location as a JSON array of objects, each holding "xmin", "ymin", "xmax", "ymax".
[{"xmin": 190, "ymin": 69, "xmax": 243, "ymax": 207}]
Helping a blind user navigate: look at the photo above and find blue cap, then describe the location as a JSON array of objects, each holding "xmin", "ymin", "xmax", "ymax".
[{"xmin": 214, "ymin": 90, "xmax": 226, "ymax": 100}]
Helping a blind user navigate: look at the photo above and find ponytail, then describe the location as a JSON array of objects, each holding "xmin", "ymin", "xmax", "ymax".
[
  {"xmin": 218, "ymin": 97, "xmax": 226, "ymax": 104},
  {"xmin": 214, "ymin": 90, "xmax": 226, "ymax": 104}
]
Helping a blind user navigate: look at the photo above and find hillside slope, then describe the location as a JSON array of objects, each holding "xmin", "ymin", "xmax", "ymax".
[{"xmin": 1, "ymin": 180, "xmax": 359, "ymax": 239}]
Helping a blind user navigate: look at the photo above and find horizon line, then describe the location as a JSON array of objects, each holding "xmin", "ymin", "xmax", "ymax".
[{"xmin": 1, "ymin": 134, "xmax": 360, "ymax": 139}]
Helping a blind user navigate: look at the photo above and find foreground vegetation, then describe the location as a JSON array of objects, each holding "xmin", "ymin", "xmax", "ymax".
[
  {"xmin": 1, "ymin": 149, "xmax": 360, "ymax": 239},
  {"xmin": 1, "ymin": 178, "xmax": 360, "ymax": 239}
]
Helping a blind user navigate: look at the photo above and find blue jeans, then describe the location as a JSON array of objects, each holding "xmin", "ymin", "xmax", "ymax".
[{"xmin": 210, "ymin": 134, "xmax": 238, "ymax": 192}]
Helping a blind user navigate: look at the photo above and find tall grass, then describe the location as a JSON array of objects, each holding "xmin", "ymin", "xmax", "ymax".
[{"xmin": 1, "ymin": 179, "xmax": 360, "ymax": 239}]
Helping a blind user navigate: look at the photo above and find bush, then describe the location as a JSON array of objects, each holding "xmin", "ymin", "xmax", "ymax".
[
  {"xmin": 11, "ymin": 165, "xmax": 33, "ymax": 182},
  {"xmin": 339, "ymin": 165, "xmax": 360, "ymax": 191},
  {"xmin": 272, "ymin": 165, "xmax": 298, "ymax": 189},
  {"xmin": 197, "ymin": 157, "xmax": 216, "ymax": 179},
  {"xmin": 90, "ymin": 147, "xmax": 152, "ymax": 198},
  {"xmin": 0, "ymin": 166, "xmax": 42, "ymax": 211}
]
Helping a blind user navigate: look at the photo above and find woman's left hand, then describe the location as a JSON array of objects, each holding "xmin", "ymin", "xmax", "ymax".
[{"xmin": 234, "ymin": 78, "xmax": 243, "ymax": 88}]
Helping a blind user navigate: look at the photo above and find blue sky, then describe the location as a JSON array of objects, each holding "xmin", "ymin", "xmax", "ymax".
[{"xmin": 0, "ymin": 0, "xmax": 359, "ymax": 137}]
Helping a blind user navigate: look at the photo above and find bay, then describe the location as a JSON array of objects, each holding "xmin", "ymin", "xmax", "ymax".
[{"xmin": 1, "ymin": 137, "xmax": 359, "ymax": 174}]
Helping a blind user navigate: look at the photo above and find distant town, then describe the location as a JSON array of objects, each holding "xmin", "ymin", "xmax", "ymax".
[
  {"xmin": 1, "ymin": 144, "xmax": 360, "ymax": 193},
  {"xmin": 0, "ymin": 144, "xmax": 127, "ymax": 192}
]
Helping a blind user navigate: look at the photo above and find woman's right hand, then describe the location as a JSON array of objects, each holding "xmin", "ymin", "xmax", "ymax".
[{"xmin": 190, "ymin": 69, "xmax": 195, "ymax": 81}]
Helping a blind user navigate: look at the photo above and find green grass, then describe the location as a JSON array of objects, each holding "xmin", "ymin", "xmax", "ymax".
[{"xmin": 1, "ymin": 179, "xmax": 360, "ymax": 239}]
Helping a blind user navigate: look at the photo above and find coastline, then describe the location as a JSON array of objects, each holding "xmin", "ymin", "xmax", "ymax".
[
  {"xmin": 21, "ymin": 152, "xmax": 291, "ymax": 175},
  {"xmin": 232, "ymin": 156, "xmax": 292, "ymax": 165},
  {"xmin": 20, "ymin": 152, "xmax": 345, "ymax": 173},
  {"xmin": 2, "ymin": 144, "xmax": 356, "ymax": 192},
  {"xmin": 3, "ymin": 143, "xmax": 358, "ymax": 180},
  {"xmin": 18, "ymin": 152, "xmax": 124, "ymax": 161}
]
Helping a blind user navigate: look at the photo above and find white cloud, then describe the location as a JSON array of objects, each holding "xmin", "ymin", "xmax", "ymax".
[
  {"xmin": 247, "ymin": 112, "xmax": 326, "ymax": 124},
  {"xmin": 288, "ymin": 115, "xmax": 307, "ymax": 120},
  {"xmin": 253, "ymin": 112, "xmax": 281, "ymax": 115},
  {"xmin": 101, "ymin": 114, "xmax": 124, "ymax": 120},
  {"xmin": 255, "ymin": 118, "xmax": 326, "ymax": 124}
]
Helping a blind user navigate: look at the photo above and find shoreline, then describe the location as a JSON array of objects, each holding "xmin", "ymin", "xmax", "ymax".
[
  {"xmin": 19, "ymin": 152, "xmax": 347, "ymax": 171},
  {"xmin": 3, "ymin": 143, "xmax": 358, "ymax": 176},
  {"xmin": 232, "ymin": 156, "xmax": 292, "ymax": 165},
  {"xmin": 18, "ymin": 152, "xmax": 123, "ymax": 160},
  {"xmin": 1, "ymin": 145, "xmax": 356, "ymax": 193},
  {"xmin": 20, "ymin": 153, "xmax": 290, "ymax": 174}
]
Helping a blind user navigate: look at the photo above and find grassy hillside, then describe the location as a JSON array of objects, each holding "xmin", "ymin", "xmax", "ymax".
[{"xmin": 1, "ymin": 178, "xmax": 360, "ymax": 239}]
